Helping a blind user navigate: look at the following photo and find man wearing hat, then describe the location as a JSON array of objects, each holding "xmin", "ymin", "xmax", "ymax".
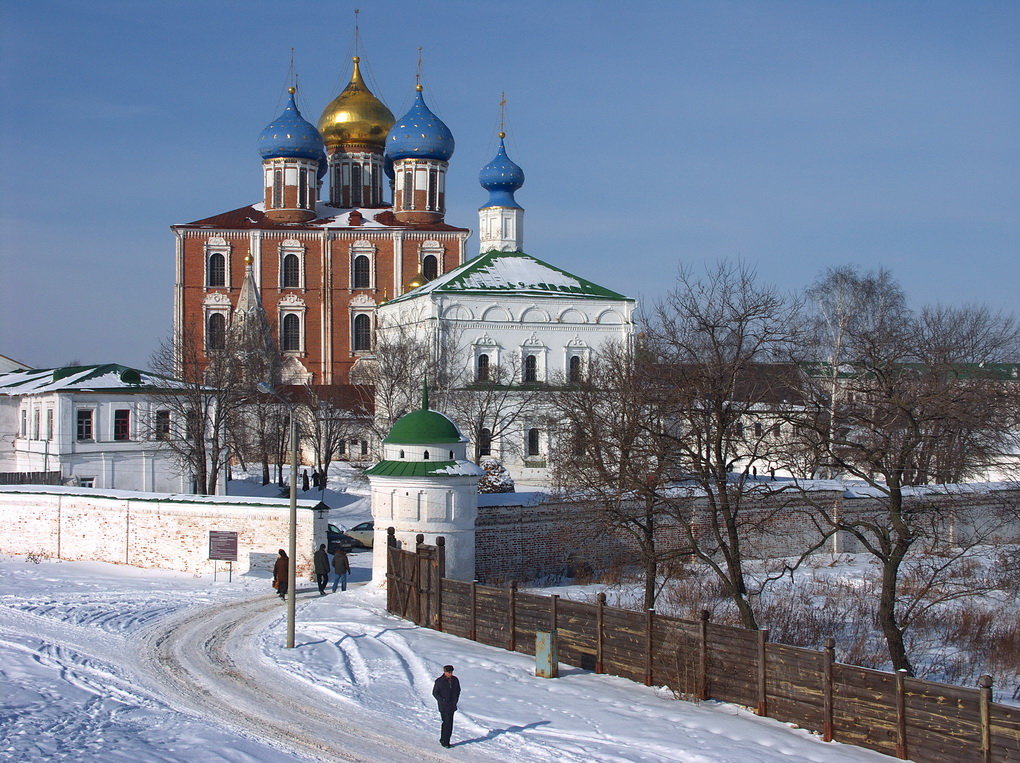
[{"xmin": 432, "ymin": 664, "xmax": 461, "ymax": 748}]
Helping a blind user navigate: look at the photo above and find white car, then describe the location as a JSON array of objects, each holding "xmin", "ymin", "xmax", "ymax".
[{"xmin": 346, "ymin": 520, "xmax": 374, "ymax": 548}]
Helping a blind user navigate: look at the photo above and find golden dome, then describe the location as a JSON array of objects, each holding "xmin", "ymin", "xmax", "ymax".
[
  {"xmin": 318, "ymin": 57, "xmax": 395, "ymax": 150},
  {"xmin": 405, "ymin": 271, "xmax": 426, "ymax": 292}
]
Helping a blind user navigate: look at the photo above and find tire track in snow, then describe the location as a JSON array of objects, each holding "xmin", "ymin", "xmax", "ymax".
[{"xmin": 139, "ymin": 591, "xmax": 483, "ymax": 762}]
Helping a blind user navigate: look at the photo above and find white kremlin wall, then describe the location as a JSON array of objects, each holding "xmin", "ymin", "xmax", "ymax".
[{"xmin": 0, "ymin": 486, "xmax": 326, "ymax": 577}]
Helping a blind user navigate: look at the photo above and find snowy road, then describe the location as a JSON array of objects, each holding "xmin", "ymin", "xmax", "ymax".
[
  {"xmin": 140, "ymin": 589, "xmax": 459, "ymax": 762},
  {"xmin": 1, "ymin": 557, "xmax": 891, "ymax": 761}
]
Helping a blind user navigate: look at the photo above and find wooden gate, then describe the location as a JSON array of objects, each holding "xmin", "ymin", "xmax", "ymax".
[{"xmin": 386, "ymin": 529, "xmax": 446, "ymax": 629}]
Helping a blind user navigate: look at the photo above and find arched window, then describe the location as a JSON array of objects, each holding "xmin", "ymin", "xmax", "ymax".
[
  {"xmin": 423, "ymin": 450, "xmax": 430, "ymax": 460},
  {"xmin": 351, "ymin": 163, "xmax": 363, "ymax": 207},
  {"xmin": 402, "ymin": 170, "xmax": 413, "ymax": 209},
  {"xmin": 298, "ymin": 169, "xmax": 309, "ymax": 208},
  {"xmin": 568, "ymin": 355, "xmax": 582, "ymax": 383},
  {"xmin": 527, "ymin": 428, "xmax": 541, "ymax": 457},
  {"xmin": 422, "ymin": 254, "xmax": 438, "ymax": 281},
  {"xmin": 207, "ymin": 252, "xmax": 225, "ymax": 287},
  {"xmin": 399, "ymin": 450, "xmax": 404, "ymax": 459},
  {"xmin": 272, "ymin": 168, "xmax": 283, "ymax": 208},
  {"xmin": 282, "ymin": 253, "xmax": 300, "ymax": 288},
  {"xmin": 476, "ymin": 353, "xmax": 489, "ymax": 382},
  {"xmin": 353, "ymin": 313, "xmax": 372, "ymax": 351},
  {"xmin": 428, "ymin": 169, "xmax": 438, "ymax": 209},
  {"xmin": 207, "ymin": 313, "xmax": 226, "ymax": 351},
  {"xmin": 523, "ymin": 355, "xmax": 538, "ymax": 383},
  {"xmin": 282, "ymin": 313, "xmax": 301, "ymax": 352},
  {"xmin": 479, "ymin": 428, "xmax": 492, "ymax": 456},
  {"xmin": 353, "ymin": 255, "xmax": 371, "ymax": 289}
]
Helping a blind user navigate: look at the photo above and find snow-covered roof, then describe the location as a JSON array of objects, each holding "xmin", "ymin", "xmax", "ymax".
[
  {"xmin": 387, "ymin": 250, "xmax": 632, "ymax": 303},
  {"xmin": 0, "ymin": 364, "xmax": 185, "ymax": 396},
  {"xmin": 0, "ymin": 484, "xmax": 329, "ymax": 509},
  {"xmin": 175, "ymin": 202, "xmax": 469, "ymax": 233},
  {"xmin": 0, "ymin": 353, "xmax": 30, "ymax": 373}
]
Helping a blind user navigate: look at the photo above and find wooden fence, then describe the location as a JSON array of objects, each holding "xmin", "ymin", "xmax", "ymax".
[{"xmin": 387, "ymin": 535, "xmax": 1020, "ymax": 762}]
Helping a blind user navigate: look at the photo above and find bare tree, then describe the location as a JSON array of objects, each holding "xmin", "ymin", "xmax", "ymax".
[
  {"xmin": 805, "ymin": 266, "xmax": 908, "ymax": 478},
  {"xmin": 645, "ymin": 261, "xmax": 809, "ymax": 629},
  {"xmin": 796, "ymin": 269, "xmax": 1020, "ymax": 673},
  {"xmin": 446, "ymin": 352, "xmax": 541, "ymax": 464},
  {"xmin": 147, "ymin": 328, "xmax": 237, "ymax": 494},
  {"xmin": 552, "ymin": 342, "xmax": 681, "ymax": 610},
  {"xmin": 299, "ymin": 385, "xmax": 370, "ymax": 482},
  {"xmin": 352, "ymin": 309, "xmax": 445, "ymax": 447}
]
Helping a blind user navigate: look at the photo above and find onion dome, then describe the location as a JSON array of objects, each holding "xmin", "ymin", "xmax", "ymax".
[
  {"xmin": 383, "ymin": 386, "xmax": 465, "ymax": 445},
  {"xmin": 386, "ymin": 85, "xmax": 455, "ymax": 162},
  {"xmin": 257, "ymin": 88, "xmax": 326, "ymax": 161},
  {"xmin": 316, "ymin": 150, "xmax": 328, "ymax": 180},
  {"xmin": 318, "ymin": 57, "xmax": 395, "ymax": 149},
  {"xmin": 479, "ymin": 132, "xmax": 524, "ymax": 209}
]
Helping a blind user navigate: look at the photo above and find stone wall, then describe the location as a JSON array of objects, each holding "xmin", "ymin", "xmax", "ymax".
[
  {"xmin": 0, "ymin": 486, "xmax": 327, "ymax": 577},
  {"xmin": 473, "ymin": 487, "xmax": 1020, "ymax": 584}
]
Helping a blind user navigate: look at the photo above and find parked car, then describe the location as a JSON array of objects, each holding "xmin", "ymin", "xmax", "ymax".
[
  {"xmin": 327, "ymin": 523, "xmax": 356, "ymax": 554},
  {"xmin": 346, "ymin": 520, "xmax": 374, "ymax": 548}
]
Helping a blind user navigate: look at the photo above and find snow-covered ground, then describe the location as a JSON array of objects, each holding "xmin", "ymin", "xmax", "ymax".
[{"xmin": 0, "ymin": 552, "xmax": 892, "ymax": 762}]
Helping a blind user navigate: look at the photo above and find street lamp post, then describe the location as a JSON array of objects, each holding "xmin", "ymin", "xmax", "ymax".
[{"xmin": 258, "ymin": 382, "xmax": 298, "ymax": 648}]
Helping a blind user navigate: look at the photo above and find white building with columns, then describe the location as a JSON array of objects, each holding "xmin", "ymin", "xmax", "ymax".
[
  {"xmin": 373, "ymin": 132, "xmax": 635, "ymax": 485},
  {"xmin": 0, "ymin": 364, "xmax": 199, "ymax": 493}
]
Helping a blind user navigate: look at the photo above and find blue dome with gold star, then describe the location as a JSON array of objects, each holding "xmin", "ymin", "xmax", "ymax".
[
  {"xmin": 258, "ymin": 89, "xmax": 326, "ymax": 163},
  {"xmin": 479, "ymin": 134, "xmax": 524, "ymax": 209},
  {"xmin": 385, "ymin": 86, "xmax": 455, "ymax": 162}
]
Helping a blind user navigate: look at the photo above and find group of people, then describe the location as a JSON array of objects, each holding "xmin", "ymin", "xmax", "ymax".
[{"xmin": 271, "ymin": 544, "xmax": 351, "ymax": 599}]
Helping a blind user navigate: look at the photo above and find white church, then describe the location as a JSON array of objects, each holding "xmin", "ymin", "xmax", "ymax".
[{"xmin": 374, "ymin": 131, "xmax": 635, "ymax": 485}]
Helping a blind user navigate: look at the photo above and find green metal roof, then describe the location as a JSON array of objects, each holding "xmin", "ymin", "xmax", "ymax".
[
  {"xmin": 386, "ymin": 250, "xmax": 632, "ymax": 303},
  {"xmin": 383, "ymin": 408, "xmax": 464, "ymax": 444},
  {"xmin": 364, "ymin": 460, "xmax": 459, "ymax": 477}
]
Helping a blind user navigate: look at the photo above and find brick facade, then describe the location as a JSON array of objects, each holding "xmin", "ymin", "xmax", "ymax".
[{"xmin": 173, "ymin": 221, "xmax": 469, "ymax": 384}]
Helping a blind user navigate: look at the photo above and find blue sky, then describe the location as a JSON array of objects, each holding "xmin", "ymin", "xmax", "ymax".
[{"xmin": 1, "ymin": 0, "xmax": 1017, "ymax": 369}]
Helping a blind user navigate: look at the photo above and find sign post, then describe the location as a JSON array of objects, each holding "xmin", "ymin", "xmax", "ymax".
[{"xmin": 209, "ymin": 530, "xmax": 238, "ymax": 582}]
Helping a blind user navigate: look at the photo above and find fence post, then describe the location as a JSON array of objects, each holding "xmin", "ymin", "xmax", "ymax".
[
  {"xmin": 386, "ymin": 527, "xmax": 397, "ymax": 613},
  {"xmin": 434, "ymin": 536, "xmax": 445, "ymax": 633},
  {"xmin": 823, "ymin": 637, "xmax": 835, "ymax": 742},
  {"xmin": 507, "ymin": 582, "xmax": 517, "ymax": 653},
  {"xmin": 978, "ymin": 674, "xmax": 992, "ymax": 763},
  {"xmin": 596, "ymin": 592, "xmax": 606, "ymax": 674},
  {"xmin": 470, "ymin": 581, "xmax": 477, "ymax": 642},
  {"xmin": 415, "ymin": 534, "xmax": 425, "ymax": 626},
  {"xmin": 645, "ymin": 609, "xmax": 655, "ymax": 686},
  {"xmin": 550, "ymin": 594, "xmax": 559, "ymax": 636},
  {"xmin": 895, "ymin": 669, "xmax": 908, "ymax": 759},
  {"xmin": 698, "ymin": 609, "xmax": 710, "ymax": 700},
  {"xmin": 756, "ymin": 628, "xmax": 769, "ymax": 716}
]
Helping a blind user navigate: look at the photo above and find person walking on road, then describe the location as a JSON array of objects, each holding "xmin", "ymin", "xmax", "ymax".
[
  {"xmin": 432, "ymin": 664, "xmax": 461, "ymax": 748},
  {"xmin": 332, "ymin": 547, "xmax": 351, "ymax": 592},
  {"xmin": 272, "ymin": 549, "xmax": 289, "ymax": 599},
  {"xmin": 313, "ymin": 544, "xmax": 330, "ymax": 595}
]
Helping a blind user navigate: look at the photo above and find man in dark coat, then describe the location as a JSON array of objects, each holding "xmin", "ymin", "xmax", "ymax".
[
  {"xmin": 272, "ymin": 549, "xmax": 289, "ymax": 599},
  {"xmin": 432, "ymin": 664, "xmax": 461, "ymax": 748},
  {"xmin": 313, "ymin": 543, "xmax": 330, "ymax": 595}
]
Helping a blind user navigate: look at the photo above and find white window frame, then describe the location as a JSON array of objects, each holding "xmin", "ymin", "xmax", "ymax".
[
  {"xmin": 350, "ymin": 240, "xmax": 375, "ymax": 290},
  {"xmin": 204, "ymin": 238, "xmax": 231, "ymax": 290},
  {"xmin": 279, "ymin": 240, "xmax": 305, "ymax": 290}
]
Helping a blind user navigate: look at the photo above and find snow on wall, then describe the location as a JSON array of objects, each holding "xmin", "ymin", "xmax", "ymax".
[{"xmin": 0, "ymin": 489, "xmax": 327, "ymax": 577}]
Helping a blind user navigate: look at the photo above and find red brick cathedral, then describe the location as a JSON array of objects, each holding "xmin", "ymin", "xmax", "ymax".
[{"xmin": 172, "ymin": 58, "xmax": 469, "ymax": 384}]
